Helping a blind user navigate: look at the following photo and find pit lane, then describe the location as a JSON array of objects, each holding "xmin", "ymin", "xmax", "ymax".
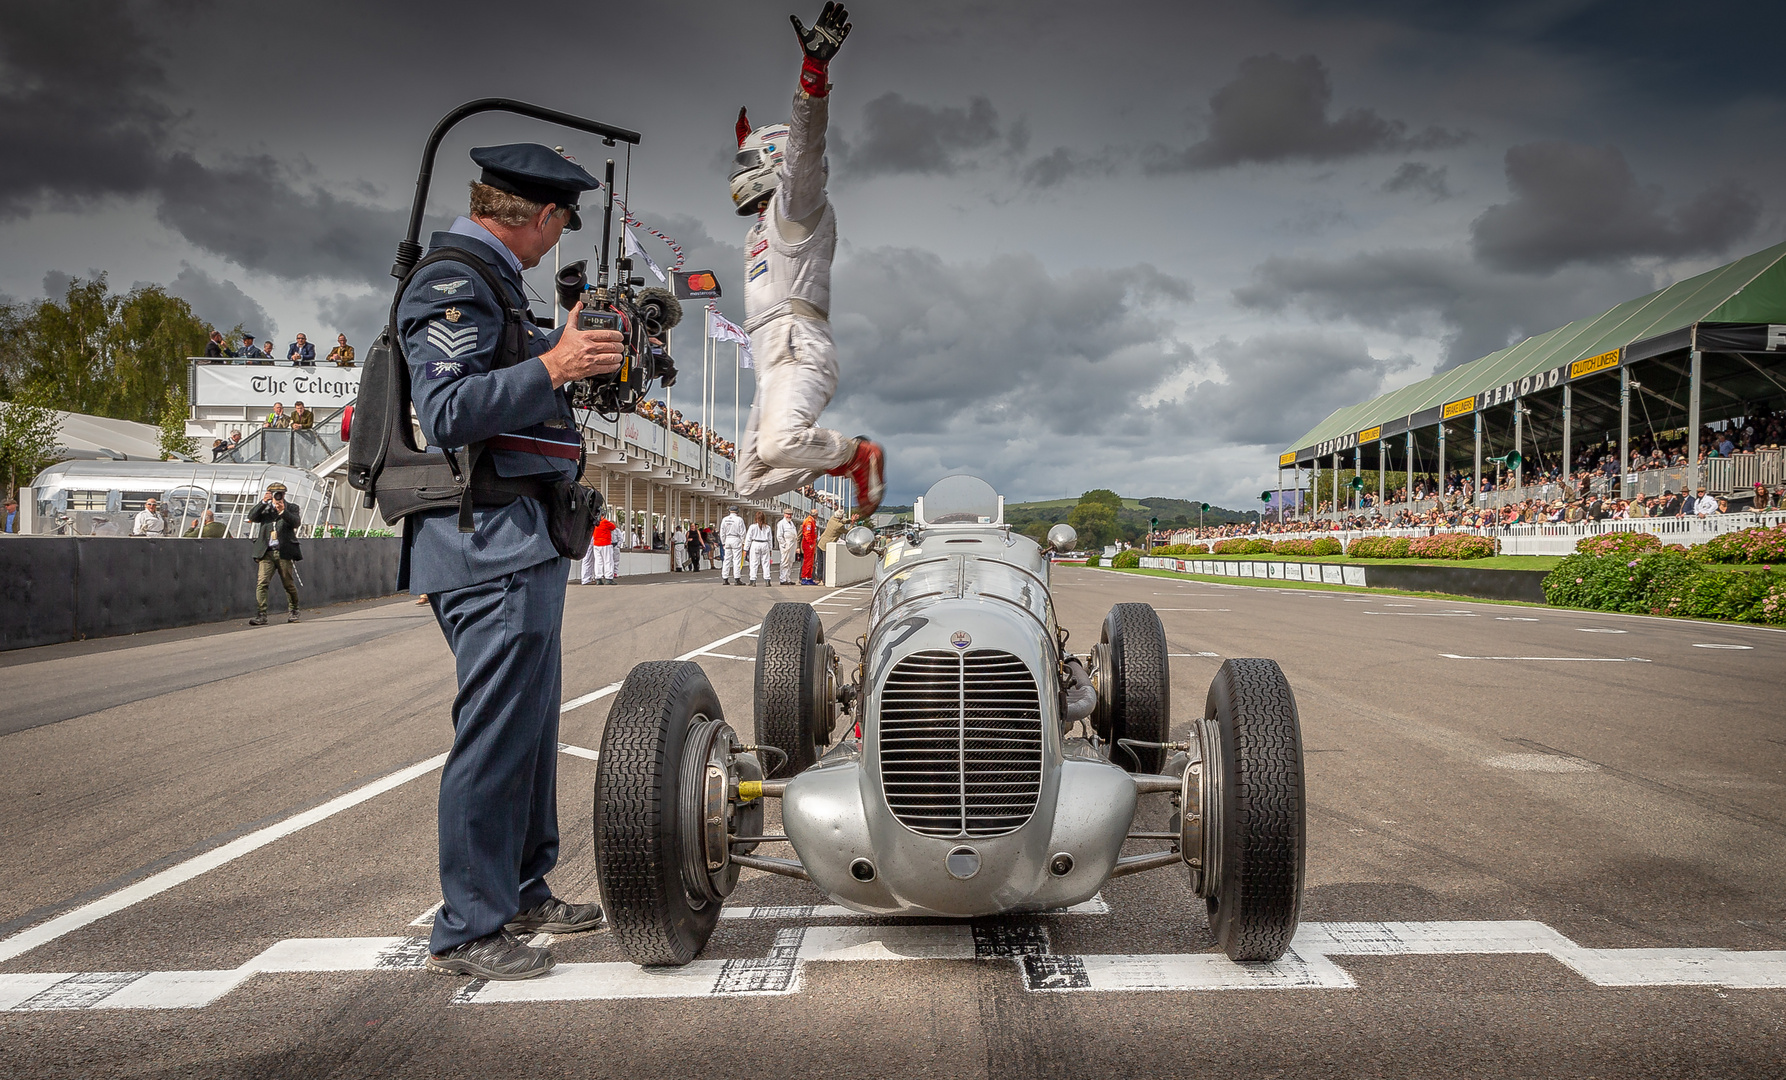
[{"xmin": 1, "ymin": 566, "xmax": 1782, "ymax": 1078}]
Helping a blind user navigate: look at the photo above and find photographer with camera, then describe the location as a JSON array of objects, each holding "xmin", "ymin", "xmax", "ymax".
[
  {"xmin": 729, "ymin": 3, "xmax": 885, "ymax": 518},
  {"xmin": 246, "ymin": 483, "xmax": 301, "ymax": 625},
  {"xmin": 396, "ymin": 143, "xmax": 623, "ymax": 982}
]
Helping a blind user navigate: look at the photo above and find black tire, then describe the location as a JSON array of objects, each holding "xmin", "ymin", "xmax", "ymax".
[
  {"xmin": 755, "ymin": 602, "xmax": 833, "ymax": 777},
  {"xmin": 1203, "ymin": 657, "xmax": 1305, "ymax": 962},
  {"xmin": 1093, "ymin": 603, "xmax": 1171, "ymax": 773},
  {"xmin": 593, "ymin": 660, "xmax": 724, "ymax": 966}
]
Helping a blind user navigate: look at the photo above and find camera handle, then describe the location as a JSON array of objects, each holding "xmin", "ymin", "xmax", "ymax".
[{"xmin": 390, "ymin": 98, "xmax": 642, "ymax": 280}]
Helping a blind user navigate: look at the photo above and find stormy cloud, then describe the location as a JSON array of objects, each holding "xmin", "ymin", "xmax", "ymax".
[
  {"xmin": 838, "ymin": 93, "xmax": 1010, "ymax": 177},
  {"xmin": 1470, "ymin": 142, "xmax": 1762, "ymax": 273},
  {"xmin": 1145, "ymin": 54, "xmax": 1466, "ymax": 174}
]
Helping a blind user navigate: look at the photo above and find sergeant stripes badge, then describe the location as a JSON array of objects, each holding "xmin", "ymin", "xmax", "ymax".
[{"xmin": 426, "ymin": 320, "xmax": 478, "ymax": 359}]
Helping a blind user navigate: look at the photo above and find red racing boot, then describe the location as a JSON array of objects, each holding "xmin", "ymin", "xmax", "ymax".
[{"xmin": 828, "ymin": 436, "xmax": 885, "ymax": 518}]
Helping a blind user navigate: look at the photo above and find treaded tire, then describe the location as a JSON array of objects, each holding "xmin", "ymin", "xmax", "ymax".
[
  {"xmin": 1204, "ymin": 657, "xmax": 1305, "ymax": 962},
  {"xmin": 755, "ymin": 602, "xmax": 831, "ymax": 777},
  {"xmin": 1094, "ymin": 603, "xmax": 1171, "ymax": 773},
  {"xmin": 592, "ymin": 660, "xmax": 724, "ymax": 966}
]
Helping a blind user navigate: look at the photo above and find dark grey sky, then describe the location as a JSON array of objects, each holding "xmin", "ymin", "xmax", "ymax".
[{"xmin": 3, "ymin": 0, "xmax": 1781, "ymax": 504}]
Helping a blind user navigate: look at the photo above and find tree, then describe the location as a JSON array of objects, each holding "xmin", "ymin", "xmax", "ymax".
[
  {"xmin": 1068, "ymin": 499, "xmax": 1118, "ymax": 550},
  {"xmin": 0, "ymin": 396, "xmax": 62, "ymax": 499},
  {"xmin": 1079, "ymin": 488, "xmax": 1123, "ymax": 512},
  {"xmin": 0, "ymin": 273, "xmax": 211, "ymax": 426},
  {"xmin": 158, "ymin": 389, "xmax": 197, "ymax": 460}
]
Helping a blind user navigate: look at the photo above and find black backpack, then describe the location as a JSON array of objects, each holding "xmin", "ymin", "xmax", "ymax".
[{"xmin": 346, "ymin": 248, "xmax": 598, "ymax": 554}]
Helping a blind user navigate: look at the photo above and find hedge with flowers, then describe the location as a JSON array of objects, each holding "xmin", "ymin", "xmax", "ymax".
[
  {"xmin": 1212, "ymin": 538, "xmax": 1275, "ymax": 554},
  {"xmin": 1344, "ymin": 533, "xmax": 1495, "ymax": 560},
  {"xmin": 1271, "ymin": 537, "xmax": 1342, "ymax": 556},
  {"xmin": 1699, "ymin": 523, "xmax": 1786, "ymax": 565},
  {"xmin": 1543, "ymin": 531, "xmax": 1786, "ymax": 623}
]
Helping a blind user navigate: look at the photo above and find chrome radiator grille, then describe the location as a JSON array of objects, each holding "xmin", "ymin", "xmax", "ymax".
[{"xmin": 877, "ymin": 649, "xmax": 1044, "ymax": 838}]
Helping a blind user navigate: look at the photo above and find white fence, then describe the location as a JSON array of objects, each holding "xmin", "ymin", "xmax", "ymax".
[{"xmin": 1166, "ymin": 512, "xmax": 1786, "ymax": 558}]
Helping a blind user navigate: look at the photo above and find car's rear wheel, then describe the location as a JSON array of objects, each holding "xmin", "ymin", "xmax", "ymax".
[
  {"xmin": 755, "ymin": 602, "xmax": 836, "ymax": 777},
  {"xmin": 594, "ymin": 660, "xmax": 732, "ymax": 966},
  {"xmin": 1197, "ymin": 657, "xmax": 1305, "ymax": 962},
  {"xmin": 1092, "ymin": 603, "xmax": 1171, "ymax": 773}
]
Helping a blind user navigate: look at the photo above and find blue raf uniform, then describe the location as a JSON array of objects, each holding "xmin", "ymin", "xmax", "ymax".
[{"xmin": 398, "ymin": 143, "xmax": 600, "ymax": 957}]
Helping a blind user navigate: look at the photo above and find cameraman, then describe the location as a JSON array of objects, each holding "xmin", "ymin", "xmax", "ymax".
[
  {"xmin": 246, "ymin": 483, "xmax": 301, "ymax": 624},
  {"xmin": 398, "ymin": 143, "xmax": 623, "ymax": 982}
]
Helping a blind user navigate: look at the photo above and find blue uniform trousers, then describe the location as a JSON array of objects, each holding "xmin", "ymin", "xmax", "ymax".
[{"xmin": 427, "ymin": 556, "xmax": 566, "ymax": 953}]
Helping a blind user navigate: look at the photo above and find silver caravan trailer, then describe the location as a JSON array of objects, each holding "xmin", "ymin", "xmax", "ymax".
[{"xmin": 28, "ymin": 461, "xmax": 335, "ymax": 537}]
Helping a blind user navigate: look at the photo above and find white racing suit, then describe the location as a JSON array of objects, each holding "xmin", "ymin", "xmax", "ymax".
[
  {"xmin": 746, "ymin": 523, "xmax": 773, "ymax": 582},
  {"xmin": 735, "ymin": 89, "xmax": 854, "ymax": 499},
  {"xmin": 776, "ymin": 516, "xmax": 800, "ymax": 583},
  {"xmin": 719, "ymin": 512, "xmax": 747, "ymax": 582}
]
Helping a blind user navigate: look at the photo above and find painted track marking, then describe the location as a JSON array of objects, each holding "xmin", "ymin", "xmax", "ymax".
[
  {"xmin": 1441, "ymin": 654, "xmax": 1651, "ymax": 663},
  {"xmin": 9, "ymin": 919, "xmax": 1785, "ymax": 1010},
  {"xmin": 0, "ymin": 586, "xmax": 866, "ymax": 964}
]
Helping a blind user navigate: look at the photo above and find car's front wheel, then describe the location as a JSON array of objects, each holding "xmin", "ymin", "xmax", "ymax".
[
  {"xmin": 594, "ymin": 660, "xmax": 740, "ymax": 966},
  {"xmin": 1092, "ymin": 603, "xmax": 1171, "ymax": 773},
  {"xmin": 755, "ymin": 602, "xmax": 836, "ymax": 777},
  {"xmin": 1194, "ymin": 657, "xmax": 1305, "ymax": 962}
]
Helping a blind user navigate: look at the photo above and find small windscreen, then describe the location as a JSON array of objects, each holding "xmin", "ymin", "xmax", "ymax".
[{"xmin": 920, "ymin": 475, "xmax": 1000, "ymax": 525}]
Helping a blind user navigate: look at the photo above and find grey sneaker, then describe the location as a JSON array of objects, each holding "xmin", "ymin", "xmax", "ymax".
[
  {"xmin": 287, "ymin": 609, "xmax": 300, "ymax": 623},
  {"xmin": 426, "ymin": 929, "xmax": 554, "ymax": 980},
  {"xmin": 247, "ymin": 614, "xmax": 268, "ymax": 626},
  {"xmin": 506, "ymin": 897, "xmax": 605, "ymax": 935}
]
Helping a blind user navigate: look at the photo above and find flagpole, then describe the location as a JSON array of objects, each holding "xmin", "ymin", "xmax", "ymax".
[
  {"xmin": 701, "ymin": 307, "xmax": 712, "ymax": 483},
  {"xmin": 733, "ymin": 343, "xmax": 740, "ymax": 459}
]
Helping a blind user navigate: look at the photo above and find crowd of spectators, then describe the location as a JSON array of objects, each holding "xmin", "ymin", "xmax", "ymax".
[
  {"xmin": 635, "ymin": 400, "xmax": 736, "ymax": 461},
  {"xmin": 201, "ymin": 330, "xmax": 358, "ymax": 367}
]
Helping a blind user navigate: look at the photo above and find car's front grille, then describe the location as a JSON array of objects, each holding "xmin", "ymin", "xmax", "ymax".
[{"xmin": 878, "ymin": 649, "xmax": 1044, "ymax": 838}]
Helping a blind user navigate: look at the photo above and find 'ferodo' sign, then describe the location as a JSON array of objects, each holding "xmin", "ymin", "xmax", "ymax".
[{"xmin": 194, "ymin": 366, "xmax": 363, "ymax": 409}]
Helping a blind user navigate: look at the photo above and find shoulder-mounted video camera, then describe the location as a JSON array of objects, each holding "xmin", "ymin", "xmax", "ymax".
[{"xmin": 553, "ymin": 159, "xmax": 681, "ymax": 417}]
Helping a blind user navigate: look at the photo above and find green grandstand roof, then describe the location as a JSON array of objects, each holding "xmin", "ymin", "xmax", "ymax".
[{"xmin": 1281, "ymin": 239, "xmax": 1786, "ymax": 460}]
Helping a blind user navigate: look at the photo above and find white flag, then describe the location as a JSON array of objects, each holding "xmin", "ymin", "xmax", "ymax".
[
  {"xmin": 623, "ymin": 226, "xmax": 667, "ymax": 283},
  {"xmin": 707, "ymin": 308, "xmax": 749, "ymax": 345}
]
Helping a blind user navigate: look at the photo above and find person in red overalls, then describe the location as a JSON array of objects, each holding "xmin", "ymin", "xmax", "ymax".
[
  {"xmin": 582, "ymin": 514, "xmax": 617, "ymax": 585},
  {"xmin": 799, "ymin": 511, "xmax": 819, "ymax": 585}
]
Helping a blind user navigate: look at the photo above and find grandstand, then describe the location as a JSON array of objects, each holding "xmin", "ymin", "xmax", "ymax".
[{"xmin": 1277, "ymin": 241, "xmax": 1786, "ymax": 516}]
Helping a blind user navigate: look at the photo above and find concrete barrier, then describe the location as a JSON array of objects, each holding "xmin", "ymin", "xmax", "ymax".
[
  {"xmin": 824, "ymin": 541, "xmax": 877, "ymax": 587},
  {"xmin": 0, "ymin": 536, "xmax": 401, "ymax": 652},
  {"xmin": 1135, "ymin": 555, "xmax": 1549, "ymax": 605}
]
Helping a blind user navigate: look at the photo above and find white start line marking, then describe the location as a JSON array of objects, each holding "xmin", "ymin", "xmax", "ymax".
[
  {"xmin": 1693, "ymin": 643, "xmax": 1754, "ymax": 649},
  {"xmin": 0, "ymin": 587, "xmax": 872, "ymax": 967},
  {"xmin": 1441, "ymin": 654, "xmax": 1651, "ymax": 663},
  {"xmin": 7, "ymin": 918, "xmax": 1783, "ymax": 1010},
  {"xmin": 1496, "ymin": 617, "xmax": 1541, "ymax": 621},
  {"xmin": 1366, "ymin": 611, "xmax": 1479, "ymax": 617},
  {"xmin": 1168, "ymin": 652, "xmax": 1222, "ymax": 658},
  {"xmin": 1578, "ymin": 628, "xmax": 1629, "ymax": 634}
]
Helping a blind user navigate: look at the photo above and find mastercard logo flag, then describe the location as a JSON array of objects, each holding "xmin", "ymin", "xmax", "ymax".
[{"xmin": 674, "ymin": 269, "xmax": 723, "ymax": 300}]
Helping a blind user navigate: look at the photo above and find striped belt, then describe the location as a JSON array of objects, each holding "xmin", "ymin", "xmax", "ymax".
[{"xmin": 488, "ymin": 434, "xmax": 582, "ymax": 460}]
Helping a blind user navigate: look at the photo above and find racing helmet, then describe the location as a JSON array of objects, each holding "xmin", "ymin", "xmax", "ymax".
[{"xmin": 730, "ymin": 110, "xmax": 789, "ymax": 216}]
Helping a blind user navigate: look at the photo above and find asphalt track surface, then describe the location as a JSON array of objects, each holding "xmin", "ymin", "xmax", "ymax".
[{"xmin": 2, "ymin": 565, "xmax": 1784, "ymax": 1079}]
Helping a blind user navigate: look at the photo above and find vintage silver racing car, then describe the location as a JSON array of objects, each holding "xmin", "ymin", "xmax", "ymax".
[{"xmin": 592, "ymin": 475, "xmax": 1306, "ymax": 966}]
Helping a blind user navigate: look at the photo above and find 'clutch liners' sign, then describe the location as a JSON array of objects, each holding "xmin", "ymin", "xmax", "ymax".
[
  {"xmin": 1356, "ymin": 426, "xmax": 1382, "ymax": 443},
  {"xmin": 1569, "ymin": 348, "xmax": 1621, "ymax": 380}
]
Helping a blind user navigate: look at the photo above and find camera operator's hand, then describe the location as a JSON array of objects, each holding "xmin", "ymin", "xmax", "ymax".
[
  {"xmin": 540, "ymin": 302, "xmax": 626, "ymax": 389},
  {"xmin": 792, "ymin": 3, "xmax": 850, "ymax": 63}
]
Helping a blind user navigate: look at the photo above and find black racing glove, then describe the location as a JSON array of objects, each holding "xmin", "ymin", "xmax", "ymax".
[{"xmin": 792, "ymin": 3, "xmax": 850, "ymax": 96}]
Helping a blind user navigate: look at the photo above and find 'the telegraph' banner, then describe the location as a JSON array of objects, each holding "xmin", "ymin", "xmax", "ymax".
[{"xmin": 193, "ymin": 366, "xmax": 363, "ymax": 409}]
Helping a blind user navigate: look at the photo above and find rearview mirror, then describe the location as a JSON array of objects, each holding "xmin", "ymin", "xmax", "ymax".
[
  {"xmin": 1047, "ymin": 523, "xmax": 1078, "ymax": 552},
  {"xmin": 844, "ymin": 525, "xmax": 879, "ymax": 557}
]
